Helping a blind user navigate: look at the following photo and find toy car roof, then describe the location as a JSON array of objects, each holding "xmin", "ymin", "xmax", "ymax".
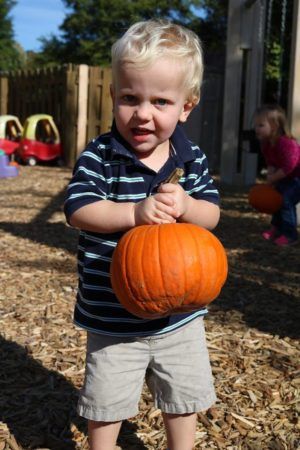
[
  {"xmin": 23, "ymin": 114, "xmax": 60, "ymax": 141},
  {"xmin": 0, "ymin": 114, "xmax": 21, "ymax": 122},
  {"xmin": 0, "ymin": 115, "xmax": 23, "ymax": 138},
  {"xmin": 24, "ymin": 114, "xmax": 54, "ymax": 121}
]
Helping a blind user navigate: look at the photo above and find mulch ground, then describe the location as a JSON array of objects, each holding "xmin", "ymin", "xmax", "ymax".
[{"xmin": 0, "ymin": 165, "xmax": 299, "ymax": 450}]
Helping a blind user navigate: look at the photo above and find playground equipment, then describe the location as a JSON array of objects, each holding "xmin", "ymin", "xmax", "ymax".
[
  {"xmin": 15, "ymin": 114, "xmax": 63, "ymax": 166},
  {"xmin": 0, "ymin": 115, "xmax": 23, "ymax": 157},
  {"xmin": 220, "ymin": 0, "xmax": 299, "ymax": 185},
  {"xmin": 0, "ymin": 149, "xmax": 19, "ymax": 178}
]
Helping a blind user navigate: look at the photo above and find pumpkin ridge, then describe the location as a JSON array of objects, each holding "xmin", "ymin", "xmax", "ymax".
[
  {"xmin": 190, "ymin": 225, "xmax": 206, "ymax": 302},
  {"xmin": 139, "ymin": 226, "xmax": 153, "ymax": 309},
  {"xmin": 209, "ymin": 233, "xmax": 227, "ymax": 298},
  {"xmin": 121, "ymin": 228, "xmax": 139, "ymax": 312},
  {"xmin": 205, "ymin": 233, "xmax": 221, "ymax": 300},
  {"xmin": 205, "ymin": 233, "xmax": 217, "ymax": 299},
  {"xmin": 217, "ymin": 238, "xmax": 228, "ymax": 289},
  {"xmin": 173, "ymin": 223, "xmax": 188, "ymax": 308},
  {"xmin": 156, "ymin": 225, "xmax": 167, "ymax": 306},
  {"xmin": 163, "ymin": 224, "xmax": 185, "ymax": 311},
  {"xmin": 157, "ymin": 225, "xmax": 169, "ymax": 314},
  {"xmin": 132, "ymin": 226, "xmax": 154, "ymax": 315}
]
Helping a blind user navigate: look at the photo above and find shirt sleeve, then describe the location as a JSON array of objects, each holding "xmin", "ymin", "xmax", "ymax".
[
  {"xmin": 64, "ymin": 142, "xmax": 109, "ymax": 222},
  {"xmin": 184, "ymin": 146, "xmax": 220, "ymax": 205}
]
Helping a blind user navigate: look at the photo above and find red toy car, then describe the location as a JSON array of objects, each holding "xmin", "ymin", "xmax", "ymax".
[
  {"xmin": 0, "ymin": 115, "xmax": 23, "ymax": 157},
  {"xmin": 15, "ymin": 114, "xmax": 63, "ymax": 166}
]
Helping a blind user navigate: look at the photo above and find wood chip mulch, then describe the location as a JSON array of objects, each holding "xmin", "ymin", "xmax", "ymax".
[{"xmin": 0, "ymin": 166, "xmax": 299, "ymax": 450}]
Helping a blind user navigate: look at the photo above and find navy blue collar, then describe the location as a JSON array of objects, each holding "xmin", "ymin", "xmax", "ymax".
[{"xmin": 110, "ymin": 121, "xmax": 196, "ymax": 164}]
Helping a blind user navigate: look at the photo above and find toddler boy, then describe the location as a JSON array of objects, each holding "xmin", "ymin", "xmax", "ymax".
[{"xmin": 65, "ymin": 19, "xmax": 220, "ymax": 450}]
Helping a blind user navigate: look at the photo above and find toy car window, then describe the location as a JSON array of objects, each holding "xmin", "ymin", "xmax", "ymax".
[
  {"xmin": 5, "ymin": 121, "xmax": 19, "ymax": 141},
  {"xmin": 36, "ymin": 120, "xmax": 56, "ymax": 143}
]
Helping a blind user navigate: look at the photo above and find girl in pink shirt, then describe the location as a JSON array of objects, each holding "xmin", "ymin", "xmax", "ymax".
[{"xmin": 254, "ymin": 104, "xmax": 300, "ymax": 246}]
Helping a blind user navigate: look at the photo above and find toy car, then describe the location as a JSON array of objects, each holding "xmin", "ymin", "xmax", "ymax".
[
  {"xmin": 0, "ymin": 115, "xmax": 23, "ymax": 157},
  {"xmin": 15, "ymin": 114, "xmax": 63, "ymax": 166}
]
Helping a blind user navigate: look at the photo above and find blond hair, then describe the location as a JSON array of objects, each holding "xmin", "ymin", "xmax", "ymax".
[
  {"xmin": 111, "ymin": 19, "xmax": 203, "ymax": 102},
  {"xmin": 254, "ymin": 104, "xmax": 292, "ymax": 139}
]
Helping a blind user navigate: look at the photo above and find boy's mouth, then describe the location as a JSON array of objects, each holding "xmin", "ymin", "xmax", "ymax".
[{"xmin": 132, "ymin": 127, "xmax": 153, "ymax": 136}]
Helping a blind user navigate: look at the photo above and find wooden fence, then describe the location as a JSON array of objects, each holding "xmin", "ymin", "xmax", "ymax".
[
  {"xmin": 183, "ymin": 66, "xmax": 224, "ymax": 172},
  {"xmin": 0, "ymin": 64, "xmax": 224, "ymax": 171},
  {"xmin": 0, "ymin": 64, "xmax": 112, "ymax": 166}
]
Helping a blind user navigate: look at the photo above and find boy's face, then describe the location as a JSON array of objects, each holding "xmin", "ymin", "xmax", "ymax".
[{"xmin": 111, "ymin": 57, "xmax": 195, "ymax": 156}]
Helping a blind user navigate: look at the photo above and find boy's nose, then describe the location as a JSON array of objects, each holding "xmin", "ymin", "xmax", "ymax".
[{"xmin": 134, "ymin": 103, "xmax": 152, "ymax": 121}]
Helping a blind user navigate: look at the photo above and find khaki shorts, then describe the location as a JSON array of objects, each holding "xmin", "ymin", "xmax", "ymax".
[{"xmin": 77, "ymin": 317, "xmax": 216, "ymax": 421}]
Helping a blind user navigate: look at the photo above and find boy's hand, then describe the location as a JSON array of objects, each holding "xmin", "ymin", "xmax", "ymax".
[
  {"xmin": 134, "ymin": 193, "xmax": 178, "ymax": 225},
  {"xmin": 157, "ymin": 183, "xmax": 188, "ymax": 218}
]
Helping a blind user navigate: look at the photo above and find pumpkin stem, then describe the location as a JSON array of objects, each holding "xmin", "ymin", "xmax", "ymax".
[{"xmin": 163, "ymin": 167, "xmax": 184, "ymax": 184}]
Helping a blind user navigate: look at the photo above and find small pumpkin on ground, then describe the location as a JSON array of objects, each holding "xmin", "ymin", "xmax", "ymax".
[
  {"xmin": 110, "ymin": 223, "xmax": 228, "ymax": 319},
  {"xmin": 248, "ymin": 183, "xmax": 283, "ymax": 214}
]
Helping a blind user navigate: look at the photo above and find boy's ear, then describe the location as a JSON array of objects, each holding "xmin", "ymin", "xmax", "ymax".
[{"xmin": 179, "ymin": 98, "xmax": 199, "ymax": 123}]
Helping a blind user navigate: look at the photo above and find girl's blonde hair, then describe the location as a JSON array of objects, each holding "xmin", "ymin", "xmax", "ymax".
[
  {"xmin": 254, "ymin": 104, "xmax": 292, "ymax": 139},
  {"xmin": 111, "ymin": 19, "xmax": 203, "ymax": 103}
]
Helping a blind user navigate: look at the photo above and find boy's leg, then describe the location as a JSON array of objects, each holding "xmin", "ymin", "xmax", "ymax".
[
  {"xmin": 163, "ymin": 412, "xmax": 197, "ymax": 450},
  {"xmin": 88, "ymin": 420, "xmax": 122, "ymax": 450},
  {"xmin": 146, "ymin": 317, "xmax": 216, "ymax": 449},
  {"xmin": 79, "ymin": 333, "xmax": 150, "ymax": 449}
]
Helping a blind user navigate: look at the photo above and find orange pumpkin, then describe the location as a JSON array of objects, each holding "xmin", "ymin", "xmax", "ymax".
[
  {"xmin": 248, "ymin": 184, "xmax": 283, "ymax": 214},
  {"xmin": 110, "ymin": 223, "xmax": 228, "ymax": 319}
]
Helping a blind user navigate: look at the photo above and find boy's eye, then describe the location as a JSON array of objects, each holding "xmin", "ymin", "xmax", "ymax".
[
  {"xmin": 154, "ymin": 98, "xmax": 167, "ymax": 106},
  {"xmin": 122, "ymin": 95, "xmax": 135, "ymax": 103}
]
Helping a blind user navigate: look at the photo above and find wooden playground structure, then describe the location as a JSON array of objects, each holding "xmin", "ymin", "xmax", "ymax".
[{"xmin": 220, "ymin": 0, "xmax": 300, "ymax": 185}]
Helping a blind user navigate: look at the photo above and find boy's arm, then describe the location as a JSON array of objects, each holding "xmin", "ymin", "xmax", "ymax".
[
  {"xmin": 69, "ymin": 200, "xmax": 136, "ymax": 233},
  {"xmin": 179, "ymin": 196, "xmax": 220, "ymax": 229},
  {"xmin": 69, "ymin": 193, "xmax": 178, "ymax": 233}
]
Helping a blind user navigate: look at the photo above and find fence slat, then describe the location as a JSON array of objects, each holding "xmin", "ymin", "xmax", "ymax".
[{"xmin": 0, "ymin": 77, "xmax": 8, "ymax": 114}]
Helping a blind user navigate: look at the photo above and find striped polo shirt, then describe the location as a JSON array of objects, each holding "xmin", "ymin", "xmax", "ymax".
[{"xmin": 64, "ymin": 123, "xmax": 220, "ymax": 337}]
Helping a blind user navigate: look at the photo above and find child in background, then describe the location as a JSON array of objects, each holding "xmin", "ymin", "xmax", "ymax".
[
  {"xmin": 254, "ymin": 104, "xmax": 300, "ymax": 246},
  {"xmin": 64, "ymin": 19, "xmax": 220, "ymax": 450}
]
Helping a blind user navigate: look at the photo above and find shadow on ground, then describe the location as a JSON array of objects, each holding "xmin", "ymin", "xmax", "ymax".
[{"xmin": 0, "ymin": 336, "xmax": 147, "ymax": 450}]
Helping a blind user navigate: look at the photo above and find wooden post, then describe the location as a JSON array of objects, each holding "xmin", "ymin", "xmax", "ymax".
[
  {"xmin": 288, "ymin": 0, "xmax": 300, "ymax": 142},
  {"xmin": 220, "ymin": 0, "xmax": 266, "ymax": 185},
  {"xmin": 100, "ymin": 67, "xmax": 113, "ymax": 133},
  {"xmin": 62, "ymin": 64, "xmax": 79, "ymax": 167},
  {"xmin": 220, "ymin": 0, "xmax": 243, "ymax": 184},
  {"xmin": 76, "ymin": 65, "xmax": 89, "ymax": 158},
  {"xmin": 0, "ymin": 77, "xmax": 8, "ymax": 115},
  {"xmin": 290, "ymin": 0, "xmax": 300, "ymax": 226},
  {"xmin": 86, "ymin": 66, "xmax": 112, "ymax": 144}
]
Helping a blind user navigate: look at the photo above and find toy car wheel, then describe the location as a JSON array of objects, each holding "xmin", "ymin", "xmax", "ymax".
[{"xmin": 26, "ymin": 156, "xmax": 37, "ymax": 166}]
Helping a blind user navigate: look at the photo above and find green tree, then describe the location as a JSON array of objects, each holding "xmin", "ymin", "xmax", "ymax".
[
  {"xmin": 0, "ymin": 0, "xmax": 23, "ymax": 71},
  {"xmin": 37, "ymin": 0, "xmax": 227, "ymax": 67},
  {"xmin": 262, "ymin": 0, "xmax": 293, "ymax": 107},
  {"xmin": 190, "ymin": 0, "xmax": 228, "ymax": 64}
]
